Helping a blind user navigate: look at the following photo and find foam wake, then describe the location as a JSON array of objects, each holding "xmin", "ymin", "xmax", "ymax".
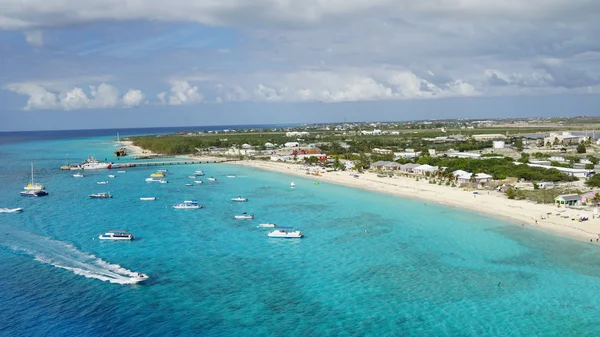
[{"xmin": 0, "ymin": 229, "xmax": 145, "ymax": 284}]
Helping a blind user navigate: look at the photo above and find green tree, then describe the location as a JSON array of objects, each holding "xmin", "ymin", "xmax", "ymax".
[
  {"xmin": 514, "ymin": 138, "xmax": 524, "ymax": 152},
  {"xmin": 587, "ymin": 155, "xmax": 599, "ymax": 165},
  {"xmin": 332, "ymin": 156, "xmax": 345, "ymax": 171},
  {"xmin": 577, "ymin": 142, "xmax": 586, "ymax": 154},
  {"xmin": 586, "ymin": 174, "xmax": 600, "ymax": 188},
  {"xmin": 518, "ymin": 153, "xmax": 530, "ymax": 164},
  {"xmin": 505, "ymin": 187, "xmax": 517, "ymax": 199}
]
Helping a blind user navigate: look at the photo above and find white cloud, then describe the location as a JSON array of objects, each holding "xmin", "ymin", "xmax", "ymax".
[
  {"xmin": 122, "ymin": 89, "xmax": 145, "ymax": 107},
  {"xmin": 5, "ymin": 82, "xmax": 145, "ymax": 110},
  {"xmin": 159, "ymin": 80, "xmax": 203, "ymax": 105},
  {"xmin": 24, "ymin": 30, "xmax": 43, "ymax": 46}
]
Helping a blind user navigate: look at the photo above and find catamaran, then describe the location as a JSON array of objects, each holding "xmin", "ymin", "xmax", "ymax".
[{"xmin": 23, "ymin": 163, "xmax": 45, "ymax": 191}]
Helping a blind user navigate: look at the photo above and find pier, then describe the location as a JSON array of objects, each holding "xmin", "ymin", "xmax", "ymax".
[{"xmin": 61, "ymin": 158, "xmax": 236, "ymax": 170}]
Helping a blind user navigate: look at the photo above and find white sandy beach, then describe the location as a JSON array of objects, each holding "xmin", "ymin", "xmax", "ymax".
[{"xmin": 228, "ymin": 160, "xmax": 600, "ymax": 243}]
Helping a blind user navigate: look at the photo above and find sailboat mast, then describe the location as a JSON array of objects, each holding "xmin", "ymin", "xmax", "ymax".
[{"xmin": 31, "ymin": 163, "xmax": 34, "ymax": 185}]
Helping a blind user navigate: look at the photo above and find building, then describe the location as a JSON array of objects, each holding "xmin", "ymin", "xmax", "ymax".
[
  {"xmin": 412, "ymin": 164, "xmax": 438, "ymax": 175},
  {"xmin": 285, "ymin": 131, "xmax": 309, "ymax": 137},
  {"xmin": 372, "ymin": 148, "xmax": 393, "ymax": 155},
  {"xmin": 554, "ymin": 194, "xmax": 581, "ymax": 208},
  {"xmin": 544, "ymin": 132, "xmax": 586, "ymax": 145},
  {"xmin": 493, "ymin": 141, "xmax": 505, "ymax": 149},
  {"xmin": 472, "ymin": 134, "xmax": 507, "ymax": 141},
  {"xmin": 400, "ymin": 163, "xmax": 421, "ymax": 173},
  {"xmin": 371, "ymin": 161, "xmax": 401, "ymax": 171},
  {"xmin": 284, "ymin": 142, "xmax": 300, "ymax": 148},
  {"xmin": 580, "ymin": 191, "xmax": 600, "ymax": 205},
  {"xmin": 453, "ymin": 170, "xmax": 492, "ymax": 184}
]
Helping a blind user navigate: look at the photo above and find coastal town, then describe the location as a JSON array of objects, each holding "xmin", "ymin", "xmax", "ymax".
[{"xmin": 129, "ymin": 117, "xmax": 600, "ymax": 242}]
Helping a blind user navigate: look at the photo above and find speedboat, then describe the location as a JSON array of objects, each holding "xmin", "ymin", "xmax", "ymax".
[
  {"xmin": 188, "ymin": 175, "xmax": 197, "ymax": 179},
  {"xmin": 133, "ymin": 273, "xmax": 149, "ymax": 283},
  {"xmin": 194, "ymin": 180, "xmax": 203, "ymax": 184},
  {"xmin": 20, "ymin": 190, "xmax": 48, "ymax": 197},
  {"xmin": 24, "ymin": 163, "xmax": 45, "ymax": 191},
  {"xmin": 227, "ymin": 175, "xmax": 237, "ymax": 178},
  {"xmin": 207, "ymin": 177, "xmax": 216, "ymax": 181},
  {"xmin": 258, "ymin": 223, "xmax": 277, "ymax": 228},
  {"xmin": 145, "ymin": 177, "xmax": 167, "ymax": 183},
  {"xmin": 159, "ymin": 180, "xmax": 168, "ymax": 184},
  {"xmin": 231, "ymin": 197, "xmax": 248, "ymax": 202},
  {"xmin": 235, "ymin": 213, "xmax": 254, "ymax": 219},
  {"xmin": 117, "ymin": 170, "xmax": 126, "ymax": 173},
  {"xmin": 89, "ymin": 192, "xmax": 112, "ymax": 199},
  {"xmin": 97, "ymin": 181, "xmax": 109, "ymax": 185},
  {"xmin": 185, "ymin": 183, "xmax": 193, "ymax": 186},
  {"xmin": 0, "ymin": 208, "xmax": 24, "ymax": 213},
  {"xmin": 73, "ymin": 173, "xmax": 85, "ymax": 178},
  {"xmin": 194, "ymin": 170, "xmax": 204, "ymax": 175},
  {"xmin": 108, "ymin": 174, "xmax": 116, "ymax": 178},
  {"xmin": 140, "ymin": 197, "xmax": 156, "ymax": 201},
  {"xmin": 98, "ymin": 230, "xmax": 134, "ymax": 240},
  {"xmin": 78, "ymin": 156, "xmax": 113, "ymax": 170},
  {"xmin": 290, "ymin": 182, "xmax": 295, "ymax": 188},
  {"xmin": 268, "ymin": 229, "xmax": 303, "ymax": 238},
  {"xmin": 157, "ymin": 169, "xmax": 168, "ymax": 173},
  {"xmin": 173, "ymin": 200, "xmax": 202, "ymax": 209}
]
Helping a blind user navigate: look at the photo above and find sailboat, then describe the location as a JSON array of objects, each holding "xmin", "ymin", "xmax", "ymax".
[{"xmin": 24, "ymin": 163, "xmax": 45, "ymax": 191}]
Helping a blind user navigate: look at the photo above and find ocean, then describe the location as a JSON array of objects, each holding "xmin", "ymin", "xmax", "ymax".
[{"xmin": 1, "ymin": 129, "xmax": 600, "ymax": 336}]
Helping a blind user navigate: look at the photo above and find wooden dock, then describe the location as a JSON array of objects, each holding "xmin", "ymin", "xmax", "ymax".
[{"xmin": 61, "ymin": 158, "xmax": 236, "ymax": 170}]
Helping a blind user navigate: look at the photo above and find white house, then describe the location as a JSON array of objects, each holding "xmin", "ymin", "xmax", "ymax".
[
  {"xmin": 284, "ymin": 142, "xmax": 300, "ymax": 148},
  {"xmin": 286, "ymin": 131, "xmax": 310, "ymax": 137},
  {"xmin": 373, "ymin": 148, "xmax": 393, "ymax": 155},
  {"xmin": 413, "ymin": 164, "xmax": 438, "ymax": 175}
]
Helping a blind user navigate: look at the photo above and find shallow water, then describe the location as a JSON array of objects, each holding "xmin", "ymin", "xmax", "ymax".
[{"xmin": 1, "ymin": 133, "xmax": 600, "ymax": 336}]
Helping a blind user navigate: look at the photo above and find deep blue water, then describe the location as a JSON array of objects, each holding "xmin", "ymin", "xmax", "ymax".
[{"xmin": 2, "ymin": 130, "xmax": 600, "ymax": 336}]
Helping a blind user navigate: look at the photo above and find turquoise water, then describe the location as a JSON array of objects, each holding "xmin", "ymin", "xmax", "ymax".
[{"xmin": 2, "ymin": 134, "xmax": 600, "ymax": 336}]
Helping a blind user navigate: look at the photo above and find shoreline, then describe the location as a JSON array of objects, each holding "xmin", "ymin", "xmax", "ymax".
[{"xmin": 226, "ymin": 160, "xmax": 600, "ymax": 243}]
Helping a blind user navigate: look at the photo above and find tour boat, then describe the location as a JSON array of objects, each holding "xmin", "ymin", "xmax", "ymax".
[
  {"xmin": 140, "ymin": 197, "xmax": 156, "ymax": 201},
  {"xmin": 20, "ymin": 190, "xmax": 48, "ymax": 197},
  {"xmin": 268, "ymin": 229, "xmax": 303, "ymax": 238},
  {"xmin": 0, "ymin": 208, "xmax": 24, "ymax": 213},
  {"xmin": 24, "ymin": 163, "xmax": 45, "ymax": 191},
  {"xmin": 98, "ymin": 230, "xmax": 134, "ymax": 240},
  {"xmin": 89, "ymin": 192, "xmax": 113, "ymax": 199},
  {"xmin": 173, "ymin": 200, "xmax": 202, "ymax": 209},
  {"xmin": 258, "ymin": 223, "xmax": 277, "ymax": 228},
  {"xmin": 207, "ymin": 177, "xmax": 216, "ymax": 181},
  {"xmin": 231, "ymin": 197, "xmax": 248, "ymax": 202},
  {"xmin": 234, "ymin": 213, "xmax": 254, "ymax": 219},
  {"xmin": 78, "ymin": 156, "xmax": 113, "ymax": 170},
  {"xmin": 97, "ymin": 181, "xmax": 109, "ymax": 185},
  {"xmin": 194, "ymin": 180, "xmax": 203, "ymax": 184},
  {"xmin": 73, "ymin": 173, "xmax": 85, "ymax": 178}
]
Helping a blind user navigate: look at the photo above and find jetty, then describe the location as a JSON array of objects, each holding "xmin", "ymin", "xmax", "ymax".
[{"xmin": 61, "ymin": 158, "xmax": 235, "ymax": 170}]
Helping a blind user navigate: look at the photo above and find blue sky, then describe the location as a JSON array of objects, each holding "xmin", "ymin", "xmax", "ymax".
[{"xmin": 1, "ymin": 0, "xmax": 599, "ymax": 131}]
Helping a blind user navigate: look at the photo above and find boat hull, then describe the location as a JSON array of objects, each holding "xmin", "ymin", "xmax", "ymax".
[
  {"xmin": 20, "ymin": 191, "xmax": 48, "ymax": 197},
  {"xmin": 98, "ymin": 236, "xmax": 133, "ymax": 240},
  {"xmin": 140, "ymin": 197, "xmax": 156, "ymax": 201},
  {"xmin": 0, "ymin": 208, "xmax": 24, "ymax": 213}
]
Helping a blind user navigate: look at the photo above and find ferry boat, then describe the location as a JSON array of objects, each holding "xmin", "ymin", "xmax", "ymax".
[
  {"xmin": 258, "ymin": 223, "xmax": 277, "ymax": 228},
  {"xmin": 20, "ymin": 190, "xmax": 49, "ymax": 197},
  {"xmin": 231, "ymin": 197, "xmax": 248, "ymax": 202},
  {"xmin": 234, "ymin": 213, "xmax": 254, "ymax": 219},
  {"xmin": 0, "ymin": 208, "xmax": 24, "ymax": 213},
  {"xmin": 89, "ymin": 192, "xmax": 112, "ymax": 199},
  {"xmin": 78, "ymin": 156, "xmax": 113, "ymax": 170},
  {"xmin": 73, "ymin": 173, "xmax": 85, "ymax": 178},
  {"xmin": 97, "ymin": 181, "xmax": 109, "ymax": 185},
  {"xmin": 140, "ymin": 197, "xmax": 156, "ymax": 201},
  {"xmin": 268, "ymin": 229, "xmax": 303, "ymax": 238},
  {"xmin": 98, "ymin": 230, "xmax": 134, "ymax": 240},
  {"xmin": 24, "ymin": 163, "xmax": 45, "ymax": 191},
  {"xmin": 173, "ymin": 200, "xmax": 202, "ymax": 209}
]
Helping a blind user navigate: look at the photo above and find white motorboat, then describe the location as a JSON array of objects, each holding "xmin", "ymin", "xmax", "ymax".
[
  {"xmin": 194, "ymin": 170, "xmax": 204, "ymax": 175},
  {"xmin": 159, "ymin": 180, "xmax": 168, "ymax": 184},
  {"xmin": 185, "ymin": 183, "xmax": 193, "ymax": 186},
  {"xmin": 268, "ymin": 229, "xmax": 303, "ymax": 238},
  {"xmin": 145, "ymin": 177, "xmax": 167, "ymax": 183},
  {"xmin": 231, "ymin": 197, "xmax": 248, "ymax": 202},
  {"xmin": 133, "ymin": 273, "xmax": 149, "ymax": 283},
  {"xmin": 194, "ymin": 180, "xmax": 203, "ymax": 184},
  {"xmin": 157, "ymin": 169, "xmax": 168, "ymax": 173},
  {"xmin": 24, "ymin": 163, "xmax": 45, "ymax": 191},
  {"xmin": 188, "ymin": 175, "xmax": 197, "ymax": 179},
  {"xmin": 290, "ymin": 182, "xmax": 295, "ymax": 188},
  {"xmin": 234, "ymin": 213, "xmax": 254, "ymax": 219},
  {"xmin": 108, "ymin": 174, "xmax": 116, "ymax": 178},
  {"xmin": 117, "ymin": 170, "xmax": 126, "ymax": 173},
  {"xmin": 78, "ymin": 156, "xmax": 113, "ymax": 170},
  {"xmin": 73, "ymin": 173, "xmax": 85, "ymax": 178},
  {"xmin": 97, "ymin": 181, "xmax": 109, "ymax": 185},
  {"xmin": 140, "ymin": 197, "xmax": 156, "ymax": 201},
  {"xmin": 98, "ymin": 230, "xmax": 134, "ymax": 240},
  {"xmin": 0, "ymin": 208, "xmax": 24, "ymax": 213},
  {"xmin": 89, "ymin": 192, "xmax": 113, "ymax": 199},
  {"xmin": 20, "ymin": 190, "xmax": 48, "ymax": 197},
  {"xmin": 258, "ymin": 223, "xmax": 277, "ymax": 228},
  {"xmin": 207, "ymin": 177, "xmax": 216, "ymax": 181},
  {"xmin": 173, "ymin": 200, "xmax": 202, "ymax": 209},
  {"xmin": 227, "ymin": 175, "xmax": 237, "ymax": 178}
]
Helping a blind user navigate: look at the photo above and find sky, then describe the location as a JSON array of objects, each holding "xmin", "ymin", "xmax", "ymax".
[{"xmin": 1, "ymin": 0, "xmax": 599, "ymax": 131}]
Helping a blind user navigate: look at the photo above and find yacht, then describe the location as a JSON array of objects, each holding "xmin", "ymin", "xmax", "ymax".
[
  {"xmin": 207, "ymin": 177, "xmax": 216, "ymax": 181},
  {"xmin": 24, "ymin": 163, "xmax": 45, "ymax": 191},
  {"xmin": 231, "ymin": 197, "xmax": 248, "ymax": 202},
  {"xmin": 268, "ymin": 229, "xmax": 303, "ymax": 238},
  {"xmin": 79, "ymin": 156, "xmax": 113, "ymax": 170},
  {"xmin": 89, "ymin": 192, "xmax": 113, "ymax": 199},
  {"xmin": 258, "ymin": 223, "xmax": 277, "ymax": 228},
  {"xmin": 97, "ymin": 181, "xmax": 109, "ymax": 185},
  {"xmin": 0, "ymin": 208, "xmax": 24, "ymax": 213},
  {"xmin": 98, "ymin": 230, "xmax": 134, "ymax": 240},
  {"xmin": 173, "ymin": 200, "xmax": 202, "ymax": 209},
  {"xmin": 20, "ymin": 190, "xmax": 49, "ymax": 197},
  {"xmin": 234, "ymin": 213, "xmax": 254, "ymax": 219},
  {"xmin": 73, "ymin": 173, "xmax": 85, "ymax": 178},
  {"xmin": 140, "ymin": 197, "xmax": 156, "ymax": 201}
]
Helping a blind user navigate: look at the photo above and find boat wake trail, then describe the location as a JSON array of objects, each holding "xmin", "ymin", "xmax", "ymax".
[{"xmin": 0, "ymin": 229, "xmax": 144, "ymax": 284}]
